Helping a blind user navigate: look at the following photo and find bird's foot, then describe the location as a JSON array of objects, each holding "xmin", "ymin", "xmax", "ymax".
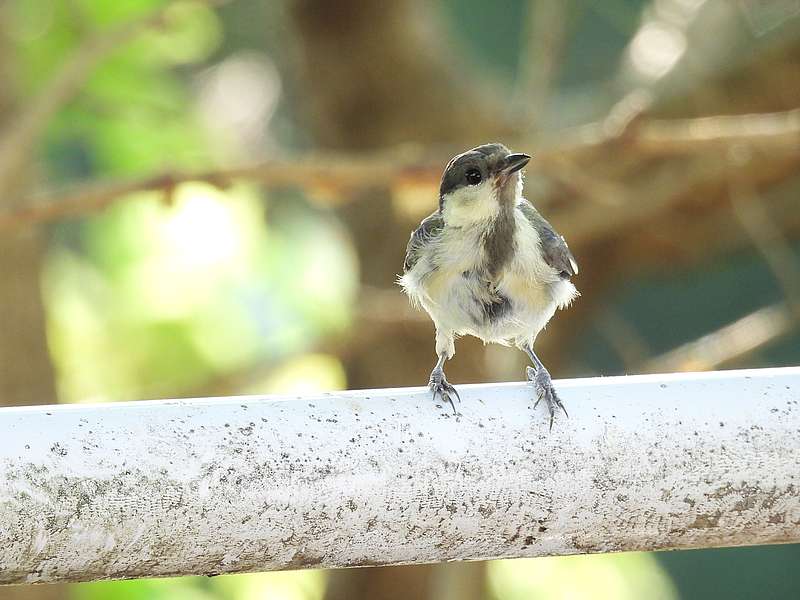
[
  {"xmin": 526, "ymin": 365, "xmax": 568, "ymax": 430},
  {"xmin": 429, "ymin": 366, "xmax": 460, "ymax": 415}
]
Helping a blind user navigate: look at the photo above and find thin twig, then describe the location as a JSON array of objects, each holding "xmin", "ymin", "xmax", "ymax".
[
  {"xmin": 643, "ymin": 302, "xmax": 794, "ymax": 373},
  {"xmin": 731, "ymin": 185, "xmax": 800, "ymax": 319},
  {"xmin": 515, "ymin": 0, "xmax": 569, "ymax": 131},
  {"xmin": 557, "ymin": 147, "xmax": 800, "ymax": 246},
  {"xmin": 539, "ymin": 107, "xmax": 800, "ymax": 157},
  {"xmin": 595, "ymin": 309, "xmax": 651, "ymax": 371}
]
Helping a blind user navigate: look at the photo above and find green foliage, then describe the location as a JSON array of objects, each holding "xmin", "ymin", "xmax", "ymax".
[
  {"xmin": 7, "ymin": 0, "xmax": 355, "ymax": 405},
  {"xmin": 75, "ymin": 571, "xmax": 326, "ymax": 600},
  {"xmin": 76, "ymin": 578, "xmax": 215, "ymax": 600},
  {"xmin": 45, "ymin": 184, "xmax": 356, "ymax": 402},
  {"xmin": 488, "ymin": 552, "xmax": 678, "ymax": 600},
  {"xmin": 11, "ymin": 0, "xmax": 219, "ymax": 179}
]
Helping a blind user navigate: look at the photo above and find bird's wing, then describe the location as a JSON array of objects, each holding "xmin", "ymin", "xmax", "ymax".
[
  {"xmin": 403, "ymin": 211, "xmax": 444, "ymax": 272},
  {"xmin": 518, "ymin": 199, "xmax": 579, "ymax": 278}
]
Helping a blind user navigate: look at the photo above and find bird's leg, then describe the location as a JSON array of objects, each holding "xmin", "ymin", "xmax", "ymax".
[
  {"xmin": 429, "ymin": 354, "xmax": 460, "ymax": 415},
  {"xmin": 523, "ymin": 344, "xmax": 567, "ymax": 430}
]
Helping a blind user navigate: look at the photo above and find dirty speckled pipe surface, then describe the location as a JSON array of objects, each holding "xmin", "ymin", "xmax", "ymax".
[{"xmin": 1, "ymin": 367, "xmax": 799, "ymax": 584}]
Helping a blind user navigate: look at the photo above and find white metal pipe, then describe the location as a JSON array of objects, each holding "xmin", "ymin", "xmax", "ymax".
[{"xmin": 1, "ymin": 367, "xmax": 799, "ymax": 585}]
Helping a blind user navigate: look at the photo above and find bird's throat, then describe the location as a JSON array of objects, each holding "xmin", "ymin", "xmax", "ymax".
[
  {"xmin": 481, "ymin": 204, "xmax": 517, "ymax": 280},
  {"xmin": 494, "ymin": 172, "xmax": 521, "ymax": 208}
]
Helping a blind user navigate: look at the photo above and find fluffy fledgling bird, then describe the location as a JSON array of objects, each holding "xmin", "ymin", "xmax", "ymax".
[{"xmin": 399, "ymin": 143, "xmax": 578, "ymax": 427}]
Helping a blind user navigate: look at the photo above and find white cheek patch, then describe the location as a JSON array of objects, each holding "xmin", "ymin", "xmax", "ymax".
[{"xmin": 442, "ymin": 183, "xmax": 499, "ymax": 227}]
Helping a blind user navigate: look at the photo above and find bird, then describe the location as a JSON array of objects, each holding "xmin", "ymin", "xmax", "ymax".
[{"xmin": 399, "ymin": 143, "xmax": 578, "ymax": 428}]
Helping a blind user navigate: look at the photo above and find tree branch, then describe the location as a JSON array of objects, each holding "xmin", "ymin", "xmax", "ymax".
[
  {"xmin": 537, "ymin": 107, "xmax": 800, "ymax": 159},
  {"xmin": 0, "ymin": 153, "xmax": 440, "ymax": 231},
  {"xmin": 2, "ymin": 109, "xmax": 798, "ymax": 232}
]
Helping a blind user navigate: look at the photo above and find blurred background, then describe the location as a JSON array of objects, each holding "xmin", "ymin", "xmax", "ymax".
[{"xmin": 1, "ymin": 0, "xmax": 799, "ymax": 599}]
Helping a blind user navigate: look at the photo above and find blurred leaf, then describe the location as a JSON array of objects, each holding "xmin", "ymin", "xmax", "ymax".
[
  {"xmin": 488, "ymin": 552, "xmax": 678, "ymax": 600},
  {"xmin": 74, "ymin": 577, "xmax": 218, "ymax": 600},
  {"xmin": 74, "ymin": 0, "xmax": 163, "ymax": 27},
  {"xmin": 255, "ymin": 353, "xmax": 347, "ymax": 394},
  {"xmin": 134, "ymin": 1, "xmax": 222, "ymax": 66},
  {"xmin": 209, "ymin": 570, "xmax": 326, "ymax": 600},
  {"xmin": 46, "ymin": 184, "xmax": 356, "ymax": 402}
]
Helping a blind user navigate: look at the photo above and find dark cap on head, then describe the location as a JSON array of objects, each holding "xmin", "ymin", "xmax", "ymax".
[{"xmin": 439, "ymin": 143, "xmax": 530, "ymax": 211}]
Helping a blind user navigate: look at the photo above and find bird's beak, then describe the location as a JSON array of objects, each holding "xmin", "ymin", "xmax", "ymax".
[{"xmin": 501, "ymin": 153, "xmax": 532, "ymax": 174}]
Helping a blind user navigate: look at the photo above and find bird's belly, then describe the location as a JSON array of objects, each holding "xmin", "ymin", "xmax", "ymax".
[{"xmin": 419, "ymin": 267, "xmax": 573, "ymax": 345}]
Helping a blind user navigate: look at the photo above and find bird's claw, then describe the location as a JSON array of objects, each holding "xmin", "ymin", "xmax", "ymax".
[
  {"xmin": 526, "ymin": 365, "xmax": 568, "ymax": 430},
  {"xmin": 429, "ymin": 368, "xmax": 460, "ymax": 415}
]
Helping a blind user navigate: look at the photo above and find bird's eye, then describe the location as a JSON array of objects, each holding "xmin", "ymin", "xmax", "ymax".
[{"xmin": 465, "ymin": 169, "xmax": 482, "ymax": 185}]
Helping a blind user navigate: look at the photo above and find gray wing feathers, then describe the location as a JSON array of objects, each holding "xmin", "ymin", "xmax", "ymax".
[
  {"xmin": 519, "ymin": 200, "xmax": 578, "ymax": 278},
  {"xmin": 403, "ymin": 212, "xmax": 444, "ymax": 272}
]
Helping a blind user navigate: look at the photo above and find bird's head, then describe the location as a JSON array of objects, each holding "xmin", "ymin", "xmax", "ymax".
[{"xmin": 438, "ymin": 143, "xmax": 530, "ymax": 226}]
